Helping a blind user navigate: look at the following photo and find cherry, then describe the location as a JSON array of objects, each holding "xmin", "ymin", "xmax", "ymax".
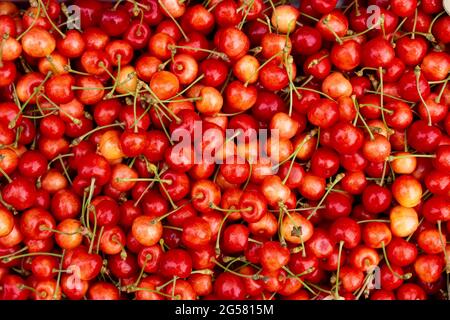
[
  {"xmin": 108, "ymin": 252, "xmax": 138, "ymax": 279},
  {"xmin": 159, "ymin": 248, "xmax": 192, "ymax": 278},
  {"xmin": 362, "ymin": 134, "xmax": 391, "ymax": 163},
  {"xmin": 307, "ymin": 99, "xmax": 340, "ymax": 129},
  {"xmin": 2, "ymin": 176, "xmax": 37, "ymax": 211},
  {"xmin": 391, "ymin": 0, "xmax": 417, "ymax": 17},
  {"xmin": 310, "ymin": 147, "xmax": 340, "ymax": 178},
  {"xmin": 0, "ymin": 275, "xmax": 29, "ymax": 300},
  {"xmin": 417, "ymin": 228, "xmax": 445, "ymax": 254},
  {"xmin": 0, "ymin": 207, "xmax": 14, "ymax": 237},
  {"xmin": 422, "ymin": 195, "xmax": 450, "ymax": 222},
  {"xmin": 361, "ymin": 37, "xmax": 395, "ymax": 68},
  {"xmin": 304, "ymin": 50, "xmax": 332, "ymax": 79},
  {"xmin": 182, "ymin": 217, "xmax": 212, "ymax": 249},
  {"xmin": 131, "ymin": 215, "xmax": 163, "ymax": 247},
  {"xmin": 331, "ymin": 40, "xmax": 361, "ymax": 71},
  {"xmin": 260, "ymin": 241, "xmax": 290, "ymax": 271},
  {"xmin": 316, "ymin": 10, "xmax": 348, "ymax": 42},
  {"xmin": 396, "ymin": 36, "xmax": 428, "ymax": 67},
  {"xmin": 214, "ymin": 272, "xmax": 246, "ymax": 300},
  {"xmin": 407, "ymin": 121, "xmax": 441, "ymax": 153},
  {"xmin": 291, "ymin": 26, "xmax": 322, "ymax": 56},
  {"xmin": 221, "ymin": 224, "xmax": 249, "ymax": 254},
  {"xmin": 329, "ymin": 217, "xmax": 361, "ymax": 249},
  {"xmin": 397, "ymin": 283, "xmax": 427, "ymax": 300},
  {"xmin": 87, "ymin": 282, "xmax": 120, "ymax": 300},
  {"xmin": 362, "ymin": 184, "xmax": 392, "ymax": 214}
]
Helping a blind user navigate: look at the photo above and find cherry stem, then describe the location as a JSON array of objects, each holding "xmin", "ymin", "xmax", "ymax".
[
  {"xmin": 170, "ymin": 44, "xmax": 227, "ymax": 61},
  {"xmin": 104, "ymin": 55, "xmax": 122, "ymax": 99},
  {"xmin": 88, "ymin": 205, "xmax": 98, "ymax": 254},
  {"xmin": 215, "ymin": 212, "xmax": 231, "ymax": 255},
  {"xmin": 428, "ymin": 11, "xmax": 445, "ymax": 36},
  {"xmin": 300, "ymin": 12, "xmax": 319, "ymax": 22},
  {"xmin": 71, "ymin": 122, "xmax": 124, "ymax": 146},
  {"xmin": 213, "ymin": 258, "xmax": 259, "ymax": 279},
  {"xmin": 10, "ymin": 72, "xmax": 52, "ymax": 129},
  {"xmin": 381, "ymin": 242, "xmax": 412, "ymax": 280},
  {"xmin": 16, "ymin": 3, "xmax": 42, "ymax": 41},
  {"xmin": 0, "ymin": 33, "xmax": 8, "ymax": 68},
  {"xmin": 133, "ymin": 254, "xmax": 150, "ymax": 288},
  {"xmin": 334, "ymin": 240, "xmax": 344, "ymax": 299},
  {"xmin": 0, "ymin": 166, "xmax": 12, "ymax": 183},
  {"xmin": 307, "ymin": 173, "xmax": 345, "ymax": 220},
  {"xmin": 352, "ymin": 95, "xmax": 375, "ymax": 140},
  {"xmin": 158, "ymin": 0, "xmax": 188, "ymax": 41},
  {"xmin": 147, "ymin": 162, "xmax": 177, "ymax": 210},
  {"xmin": 140, "ymin": 81, "xmax": 182, "ymax": 123},
  {"xmin": 365, "ymin": 90, "xmax": 413, "ymax": 104},
  {"xmin": 357, "ymin": 219, "xmax": 390, "ymax": 224},
  {"xmin": 155, "ymin": 202, "xmax": 188, "ymax": 222},
  {"xmin": 96, "ymin": 226, "xmax": 104, "ymax": 254},
  {"xmin": 322, "ymin": 16, "xmax": 343, "ymax": 45},
  {"xmin": 359, "ymin": 103, "xmax": 394, "ymax": 115},
  {"xmin": 437, "ymin": 221, "xmax": 450, "ymax": 274},
  {"xmin": 47, "ymin": 153, "xmax": 74, "ymax": 169},
  {"xmin": 1, "ymin": 252, "xmax": 63, "ymax": 264},
  {"xmin": 238, "ymin": 0, "xmax": 256, "ymax": 30},
  {"xmin": 281, "ymin": 129, "xmax": 318, "ymax": 184},
  {"xmin": 388, "ymin": 154, "xmax": 435, "ymax": 161},
  {"xmin": 37, "ymin": 0, "xmax": 65, "ymax": 38},
  {"xmin": 379, "ymin": 159, "xmax": 388, "ymax": 187},
  {"xmin": 40, "ymin": 93, "xmax": 81, "ymax": 125},
  {"xmin": 127, "ymin": 286, "xmax": 174, "ymax": 299},
  {"xmin": 414, "ymin": 67, "xmax": 432, "ymax": 126},
  {"xmin": 244, "ymin": 51, "xmax": 282, "ymax": 87},
  {"xmin": 0, "ymin": 246, "xmax": 29, "ymax": 260},
  {"xmin": 294, "ymin": 86, "xmax": 336, "ymax": 102},
  {"xmin": 152, "ymin": 105, "xmax": 174, "ymax": 146},
  {"xmin": 116, "ymin": 177, "xmax": 172, "ymax": 184}
]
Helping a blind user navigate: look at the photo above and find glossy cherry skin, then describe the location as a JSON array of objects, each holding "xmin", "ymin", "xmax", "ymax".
[
  {"xmin": 214, "ymin": 272, "xmax": 246, "ymax": 300},
  {"xmin": 407, "ymin": 121, "xmax": 442, "ymax": 153},
  {"xmin": 2, "ymin": 176, "xmax": 37, "ymax": 211},
  {"xmin": 182, "ymin": 217, "xmax": 212, "ymax": 250},
  {"xmin": 362, "ymin": 184, "xmax": 392, "ymax": 214},
  {"xmin": 159, "ymin": 248, "xmax": 192, "ymax": 278},
  {"xmin": 361, "ymin": 36, "xmax": 395, "ymax": 68},
  {"xmin": 221, "ymin": 224, "xmax": 249, "ymax": 254}
]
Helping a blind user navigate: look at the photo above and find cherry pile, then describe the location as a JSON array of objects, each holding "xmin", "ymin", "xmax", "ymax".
[{"xmin": 0, "ymin": 0, "xmax": 449, "ymax": 301}]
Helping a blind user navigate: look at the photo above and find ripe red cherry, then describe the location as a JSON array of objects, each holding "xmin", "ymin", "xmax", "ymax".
[
  {"xmin": 260, "ymin": 241, "xmax": 290, "ymax": 271},
  {"xmin": 291, "ymin": 26, "xmax": 322, "ymax": 55},
  {"xmin": 361, "ymin": 36, "xmax": 395, "ymax": 68},
  {"xmin": 310, "ymin": 147, "xmax": 340, "ymax": 178},
  {"xmin": 391, "ymin": 0, "xmax": 417, "ymax": 17},
  {"xmin": 398, "ymin": 69, "xmax": 431, "ymax": 103},
  {"xmin": 362, "ymin": 184, "xmax": 392, "ymax": 214},
  {"xmin": 214, "ymin": 272, "xmax": 246, "ymax": 300},
  {"xmin": 331, "ymin": 122, "xmax": 364, "ymax": 154},
  {"xmin": 218, "ymin": 27, "xmax": 250, "ymax": 61},
  {"xmin": 182, "ymin": 217, "xmax": 212, "ymax": 249},
  {"xmin": 18, "ymin": 150, "xmax": 47, "ymax": 178},
  {"xmin": 221, "ymin": 224, "xmax": 250, "ymax": 254},
  {"xmin": 329, "ymin": 217, "xmax": 361, "ymax": 249},
  {"xmin": 159, "ymin": 248, "xmax": 192, "ymax": 278},
  {"xmin": 396, "ymin": 36, "xmax": 428, "ymax": 66},
  {"xmin": 407, "ymin": 121, "xmax": 442, "ymax": 153},
  {"xmin": 307, "ymin": 99, "xmax": 340, "ymax": 129},
  {"xmin": 2, "ymin": 176, "xmax": 37, "ymax": 211},
  {"xmin": 316, "ymin": 10, "xmax": 348, "ymax": 42}
]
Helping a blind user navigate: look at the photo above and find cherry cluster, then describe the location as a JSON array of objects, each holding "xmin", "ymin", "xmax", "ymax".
[{"xmin": 0, "ymin": 0, "xmax": 449, "ymax": 300}]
